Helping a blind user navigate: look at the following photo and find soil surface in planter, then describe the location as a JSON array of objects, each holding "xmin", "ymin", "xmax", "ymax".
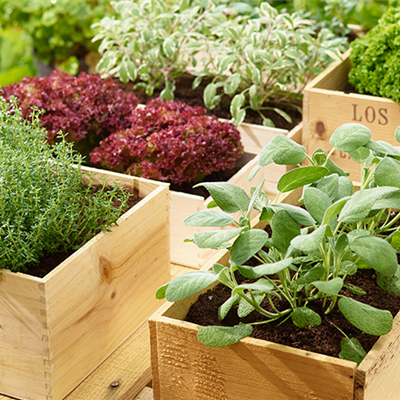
[
  {"xmin": 25, "ymin": 184, "xmax": 141, "ymax": 279},
  {"xmin": 185, "ymin": 265, "xmax": 400, "ymax": 359},
  {"xmin": 118, "ymin": 75, "xmax": 302, "ymax": 131}
]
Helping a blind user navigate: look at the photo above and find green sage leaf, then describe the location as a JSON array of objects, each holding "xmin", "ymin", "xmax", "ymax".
[
  {"xmin": 230, "ymin": 229, "xmax": 269, "ymax": 266},
  {"xmin": 166, "ymin": 271, "xmax": 218, "ymax": 302},
  {"xmin": 291, "ymin": 307, "xmax": 321, "ymax": 328},
  {"xmin": 339, "ymin": 337, "xmax": 367, "ymax": 365},
  {"xmin": 330, "ymin": 123, "xmax": 371, "ymax": 152},
  {"xmin": 184, "ymin": 210, "xmax": 235, "ymax": 227},
  {"xmin": 197, "ymin": 324, "xmax": 253, "ymax": 347},
  {"xmin": 338, "ymin": 297, "xmax": 393, "ymax": 336},
  {"xmin": 277, "ymin": 166, "xmax": 328, "ymax": 193}
]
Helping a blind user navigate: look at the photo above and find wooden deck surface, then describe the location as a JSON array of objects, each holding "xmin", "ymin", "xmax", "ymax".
[{"xmin": 0, "ymin": 264, "xmax": 190, "ymax": 400}]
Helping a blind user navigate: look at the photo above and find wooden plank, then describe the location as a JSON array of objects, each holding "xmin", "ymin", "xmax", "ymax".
[
  {"xmin": 153, "ymin": 317, "xmax": 356, "ymax": 400},
  {"xmin": 0, "ymin": 169, "xmax": 170, "ymax": 400},
  {"xmin": 303, "ymin": 49, "xmax": 400, "ymax": 182},
  {"xmin": 355, "ymin": 311, "xmax": 400, "ymax": 400},
  {"xmin": 43, "ymin": 183, "xmax": 170, "ymax": 400}
]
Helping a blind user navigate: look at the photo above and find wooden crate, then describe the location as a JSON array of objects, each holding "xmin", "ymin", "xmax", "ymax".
[
  {"xmin": 170, "ymin": 123, "xmax": 303, "ymax": 268},
  {"xmin": 149, "ymin": 187, "xmax": 400, "ymax": 400},
  {"xmin": 303, "ymin": 48, "xmax": 400, "ymax": 182},
  {"xmin": 0, "ymin": 166, "xmax": 170, "ymax": 400}
]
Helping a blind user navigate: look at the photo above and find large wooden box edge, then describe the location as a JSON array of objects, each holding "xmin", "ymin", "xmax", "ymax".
[
  {"xmin": 303, "ymin": 48, "xmax": 400, "ymax": 182},
  {"xmin": 0, "ymin": 166, "xmax": 170, "ymax": 400},
  {"xmin": 150, "ymin": 187, "xmax": 400, "ymax": 400}
]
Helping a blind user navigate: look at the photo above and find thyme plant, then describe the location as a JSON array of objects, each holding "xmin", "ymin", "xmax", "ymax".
[
  {"xmin": 158, "ymin": 123, "xmax": 400, "ymax": 364},
  {"xmin": 0, "ymin": 98, "xmax": 129, "ymax": 272}
]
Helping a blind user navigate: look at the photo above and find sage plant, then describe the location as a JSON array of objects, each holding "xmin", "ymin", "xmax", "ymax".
[{"xmin": 158, "ymin": 123, "xmax": 400, "ymax": 364}]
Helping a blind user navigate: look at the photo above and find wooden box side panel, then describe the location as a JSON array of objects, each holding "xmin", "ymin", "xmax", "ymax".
[
  {"xmin": 305, "ymin": 49, "xmax": 351, "ymax": 92},
  {"xmin": 169, "ymin": 191, "xmax": 217, "ymax": 268},
  {"xmin": 237, "ymin": 123, "xmax": 287, "ymax": 155},
  {"xmin": 355, "ymin": 311, "xmax": 400, "ymax": 400},
  {"xmin": 45, "ymin": 185, "xmax": 170, "ymax": 400},
  {"xmin": 305, "ymin": 88, "xmax": 400, "ymax": 181},
  {"xmin": 153, "ymin": 318, "xmax": 356, "ymax": 400},
  {"xmin": 0, "ymin": 272, "xmax": 50, "ymax": 400}
]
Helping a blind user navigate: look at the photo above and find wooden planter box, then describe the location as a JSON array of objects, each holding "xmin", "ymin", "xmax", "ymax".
[
  {"xmin": 0, "ymin": 166, "xmax": 170, "ymax": 400},
  {"xmin": 171, "ymin": 122, "xmax": 303, "ymax": 268},
  {"xmin": 303, "ymin": 48, "xmax": 400, "ymax": 182},
  {"xmin": 149, "ymin": 188, "xmax": 400, "ymax": 400}
]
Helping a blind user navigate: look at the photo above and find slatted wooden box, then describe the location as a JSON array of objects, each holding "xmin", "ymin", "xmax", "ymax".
[
  {"xmin": 0, "ymin": 166, "xmax": 170, "ymax": 400},
  {"xmin": 303, "ymin": 48, "xmax": 400, "ymax": 182},
  {"xmin": 170, "ymin": 122, "xmax": 303, "ymax": 268},
  {"xmin": 149, "ymin": 188, "xmax": 400, "ymax": 400}
]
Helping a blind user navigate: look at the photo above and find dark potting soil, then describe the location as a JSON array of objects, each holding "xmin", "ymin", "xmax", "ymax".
[
  {"xmin": 117, "ymin": 74, "xmax": 302, "ymax": 131},
  {"xmin": 25, "ymin": 185, "xmax": 141, "ymax": 279},
  {"xmin": 185, "ymin": 268, "xmax": 400, "ymax": 359}
]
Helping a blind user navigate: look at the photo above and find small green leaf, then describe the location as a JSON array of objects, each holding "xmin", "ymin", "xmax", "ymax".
[
  {"xmin": 312, "ymin": 277, "xmax": 343, "ymax": 295},
  {"xmin": 238, "ymin": 294, "xmax": 265, "ymax": 318},
  {"xmin": 193, "ymin": 227, "xmax": 245, "ymax": 249},
  {"xmin": 291, "ymin": 307, "xmax": 321, "ymax": 328},
  {"xmin": 395, "ymin": 126, "xmax": 400, "ymax": 144},
  {"xmin": 339, "ymin": 187, "xmax": 398, "ymax": 223},
  {"xmin": 303, "ymin": 187, "xmax": 332, "ymax": 224},
  {"xmin": 322, "ymin": 197, "xmax": 350, "ymax": 225},
  {"xmin": 155, "ymin": 283, "xmax": 169, "ymax": 299},
  {"xmin": 259, "ymin": 136, "xmax": 306, "ymax": 167},
  {"xmin": 272, "ymin": 203, "xmax": 315, "ymax": 226},
  {"xmin": 184, "ymin": 210, "xmax": 235, "ymax": 227},
  {"xmin": 204, "ymin": 83, "xmax": 217, "ymax": 109},
  {"xmin": 330, "ymin": 123, "xmax": 371, "ymax": 152},
  {"xmin": 339, "ymin": 337, "xmax": 367, "ymax": 365},
  {"xmin": 197, "ymin": 324, "xmax": 253, "ymax": 347},
  {"xmin": 277, "ymin": 166, "xmax": 328, "ymax": 193},
  {"xmin": 252, "ymin": 258, "xmax": 295, "ymax": 276},
  {"xmin": 197, "ymin": 182, "xmax": 250, "ymax": 214},
  {"xmin": 377, "ymin": 265, "xmax": 400, "ymax": 295},
  {"xmin": 232, "ymin": 279, "xmax": 275, "ymax": 297},
  {"xmin": 338, "ymin": 297, "xmax": 393, "ymax": 336},
  {"xmin": 294, "ymin": 263, "xmax": 325, "ymax": 285},
  {"xmin": 343, "ymin": 283, "xmax": 366, "ymax": 295},
  {"xmin": 163, "ymin": 37, "xmax": 176, "ymax": 58},
  {"xmin": 271, "ymin": 210, "xmax": 300, "ymax": 254},
  {"xmin": 165, "ymin": 271, "xmax": 218, "ymax": 302},
  {"xmin": 218, "ymin": 294, "xmax": 240, "ymax": 321},
  {"xmin": 230, "ymin": 229, "xmax": 269, "ymax": 266},
  {"xmin": 230, "ymin": 93, "xmax": 245, "ymax": 119},
  {"xmin": 375, "ymin": 157, "xmax": 400, "ymax": 188},
  {"xmin": 350, "ymin": 236, "xmax": 398, "ymax": 276},
  {"xmin": 291, "ymin": 225, "xmax": 327, "ymax": 253}
]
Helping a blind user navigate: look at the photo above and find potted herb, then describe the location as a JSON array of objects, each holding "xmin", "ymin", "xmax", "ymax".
[
  {"xmin": 303, "ymin": 2, "xmax": 400, "ymax": 182},
  {"xmin": 95, "ymin": 1, "xmax": 345, "ymax": 128},
  {"xmin": 150, "ymin": 123, "xmax": 400, "ymax": 400},
  {"xmin": 0, "ymin": 97, "xmax": 170, "ymax": 400}
]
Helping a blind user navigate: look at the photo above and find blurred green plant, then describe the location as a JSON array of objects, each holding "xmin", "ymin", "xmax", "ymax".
[
  {"xmin": 349, "ymin": 1, "xmax": 400, "ymax": 102},
  {"xmin": 0, "ymin": 0, "xmax": 112, "ymax": 75},
  {"xmin": 269, "ymin": 0, "xmax": 389, "ymax": 33},
  {"xmin": 0, "ymin": 27, "xmax": 37, "ymax": 85}
]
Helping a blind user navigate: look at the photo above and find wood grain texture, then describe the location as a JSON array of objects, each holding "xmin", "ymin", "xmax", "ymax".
[
  {"xmin": 303, "ymin": 49, "xmax": 400, "ymax": 182},
  {"xmin": 0, "ymin": 168, "xmax": 170, "ymax": 400},
  {"xmin": 0, "ymin": 265, "xmax": 192, "ymax": 400}
]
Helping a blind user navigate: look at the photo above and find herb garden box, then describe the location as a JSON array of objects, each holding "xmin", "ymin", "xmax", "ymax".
[
  {"xmin": 149, "ymin": 187, "xmax": 400, "ymax": 400},
  {"xmin": 303, "ymin": 48, "xmax": 400, "ymax": 181},
  {"xmin": 170, "ymin": 122, "xmax": 302, "ymax": 268},
  {"xmin": 0, "ymin": 166, "xmax": 170, "ymax": 400}
]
